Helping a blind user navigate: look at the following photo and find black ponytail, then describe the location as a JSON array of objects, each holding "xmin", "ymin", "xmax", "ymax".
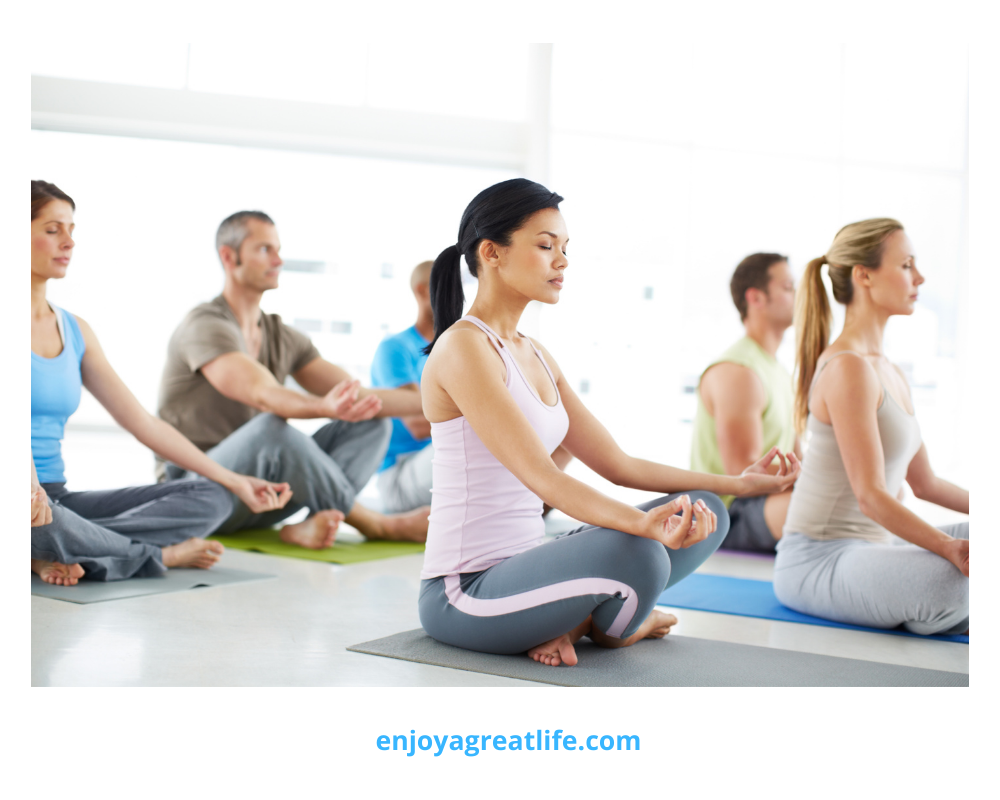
[{"xmin": 424, "ymin": 178, "xmax": 564, "ymax": 354}]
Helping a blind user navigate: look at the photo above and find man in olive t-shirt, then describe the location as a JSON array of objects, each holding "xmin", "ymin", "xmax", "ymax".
[
  {"xmin": 690, "ymin": 253, "xmax": 801, "ymax": 553},
  {"xmin": 157, "ymin": 211, "xmax": 430, "ymax": 547}
]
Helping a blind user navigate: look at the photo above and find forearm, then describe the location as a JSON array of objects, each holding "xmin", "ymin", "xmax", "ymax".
[
  {"xmin": 131, "ymin": 416, "xmax": 239, "ymax": 489},
  {"xmin": 531, "ymin": 467, "xmax": 647, "ymax": 535},
  {"xmin": 613, "ymin": 457, "xmax": 743, "ymax": 497},
  {"xmin": 365, "ymin": 386, "xmax": 423, "ymax": 417},
  {"xmin": 252, "ymin": 383, "xmax": 326, "ymax": 419},
  {"xmin": 916, "ymin": 478, "xmax": 969, "ymax": 515},
  {"xmin": 859, "ymin": 489, "xmax": 954, "ymax": 557}
]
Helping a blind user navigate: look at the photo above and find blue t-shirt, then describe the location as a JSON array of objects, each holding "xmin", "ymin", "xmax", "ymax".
[
  {"xmin": 31, "ymin": 306, "xmax": 85, "ymax": 484},
  {"xmin": 371, "ymin": 325, "xmax": 430, "ymax": 472}
]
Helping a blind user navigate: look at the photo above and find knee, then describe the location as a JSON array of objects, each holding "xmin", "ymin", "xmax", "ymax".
[{"xmin": 602, "ymin": 533, "xmax": 671, "ymax": 596}]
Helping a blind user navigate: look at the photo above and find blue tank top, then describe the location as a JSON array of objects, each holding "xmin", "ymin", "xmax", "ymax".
[{"xmin": 31, "ymin": 306, "xmax": 85, "ymax": 484}]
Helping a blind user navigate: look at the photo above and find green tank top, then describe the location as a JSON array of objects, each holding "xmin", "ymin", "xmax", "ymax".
[{"xmin": 690, "ymin": 336, "xmax": 797, "ymax": 507}]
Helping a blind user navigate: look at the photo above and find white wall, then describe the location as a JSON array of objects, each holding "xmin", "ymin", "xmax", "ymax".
[
  {"xmin": 541, "ymin": 44, "xmax": 968, "ymax": 503},
  {"xmin": 32, "ymin": 43, "xmax": 968, "ymax": 500}
]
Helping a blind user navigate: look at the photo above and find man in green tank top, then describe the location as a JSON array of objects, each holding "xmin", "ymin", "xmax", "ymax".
[{"xmin": 691, "ymin": 253, "xmax": 801, "ymax": 552}]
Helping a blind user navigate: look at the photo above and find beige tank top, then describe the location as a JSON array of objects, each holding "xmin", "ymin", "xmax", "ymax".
[{"xmin": 783, "ymin": 351, "xmax": 922, "ymax": 543}]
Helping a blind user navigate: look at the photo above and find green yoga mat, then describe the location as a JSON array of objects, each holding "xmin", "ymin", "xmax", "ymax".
[{"xmin": 209, "ymin": 528, "xmax": 424, "ymax": 564}]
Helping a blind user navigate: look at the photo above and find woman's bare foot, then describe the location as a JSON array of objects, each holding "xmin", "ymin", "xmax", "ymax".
[
  {"xmin": 162, "ymin": 538, "xmax": 225, "ymax": 569},
  {"xmin": 527, "ymin": 616, "xmax": 592, "ymax": 667},
  {"xmin": 589, "ymin": 609, "xmax": 678, "ymax": 649},
  {"xmin": 529, "ymin": 633, "xmax": 580, "ymax": 667},
  {"xmin": 279, "ymin": 509, "xmax": 344, "ymax": 549},
  {"xmin": 31, "ymin": 559, "xmax": 85, "ymax": 586}
]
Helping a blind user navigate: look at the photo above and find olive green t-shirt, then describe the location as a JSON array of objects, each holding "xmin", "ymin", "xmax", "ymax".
[
  {"xmin": 156, "ymin": 295, "xmax": 320, "ymax": 479},
  {"xmin": 690, "ymin": 336, "xmax": 797, "ymax": 507}
]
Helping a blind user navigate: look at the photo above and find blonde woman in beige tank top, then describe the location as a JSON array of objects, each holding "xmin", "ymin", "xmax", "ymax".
[{"xmin": 774, "ymin": 219, "xmax": 969, "ymax": 636}]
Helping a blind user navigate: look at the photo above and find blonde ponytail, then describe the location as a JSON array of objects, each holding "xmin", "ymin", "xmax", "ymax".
[
  {"xmin": 793, "ymin": 217, "xmax": 904, "ymax": 433},
  {"xmin": 794, "ymin": 256, "xmax": 831, "ymax": 433}
]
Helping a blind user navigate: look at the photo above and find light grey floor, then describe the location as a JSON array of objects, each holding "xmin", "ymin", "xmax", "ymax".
[{"xmin": 32, "ymin": 526, "xmax": 968, "ymax": 686}]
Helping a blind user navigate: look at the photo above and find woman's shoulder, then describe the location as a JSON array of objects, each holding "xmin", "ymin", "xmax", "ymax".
[
  {"xmin": 814, "ymin": 346, "xmax": 881, "ymax": 401},
  {"xmin": 426, "ymin": 321, "xmax": 506, "ymax": 381}
]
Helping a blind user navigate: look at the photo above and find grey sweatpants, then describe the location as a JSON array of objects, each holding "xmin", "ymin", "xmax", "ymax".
[
  {"xmin": 166, "ymin": 413, "xmax": 392, "ymax": 532},
  {"xmin": 377, "ymin": 444, "xmax": 434, "ymax": 513},
  {"xmin": 773, "ymin": 522, "xmax": 969, "ymax": 636},
  {"xmin": 31, "ymin": 480, "xmax": 233, "ymax": 581},
  {"xmin": 419, "ymin": 491, "xmax": 729, "ymax": 655}
]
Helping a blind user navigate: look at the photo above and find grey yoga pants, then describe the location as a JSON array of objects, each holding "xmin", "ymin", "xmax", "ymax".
[
  {"xmin": 31, "ymin": 480, "xmax": 233, "ymax": 581},
  {"xmin": 773, "ymin": 523, "xmax": 969, "ymax": 636},
  {"xmin": 418, "ymin": 491, "xmax": 729, "ymax": 655},
  {"xmin": 166, "ymin": 412, "xmax": 392, "ymax": 533}
]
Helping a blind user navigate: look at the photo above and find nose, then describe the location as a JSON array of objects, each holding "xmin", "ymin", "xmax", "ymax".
[
  {"xmin": 63, "ymin": 234, "xmax": 75, "ymax": 250},
  {"xmin": 913, "ymin": 266, "xmax": 925, "ymax": 286}
]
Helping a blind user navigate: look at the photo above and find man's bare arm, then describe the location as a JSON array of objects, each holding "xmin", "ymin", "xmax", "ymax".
[
  {"xmin": 294, "ymin": 358, "xmax": 422, "ymax": 417},
  {"xmin": 700, "ymin": 362, "xmax": 768, "ymax": 475}
]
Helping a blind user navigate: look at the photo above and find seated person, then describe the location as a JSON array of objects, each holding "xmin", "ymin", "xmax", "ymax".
[
  {"xmin": 775, "ymin": 218, "xmax": 968, "ymax": 636},
  {"xmin": 370, "ymin": 260, "xmax": 435, "ymax": 514},
  {"xmin": 30, "ymin": 181, "xmax": 290, "ymax": 585},
  {"xmin": 417, "ymin": 178, "xmax": 800, "ymax": 668},
  {"xmin": 691, "ymin": 253, "xmax": 800, "ymax": 553},
  {"xmin": 158, "ymin": 211, "xmax": 429, "ymax": 547}
]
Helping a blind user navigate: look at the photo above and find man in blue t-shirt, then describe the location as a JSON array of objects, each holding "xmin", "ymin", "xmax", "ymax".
[{"xmin": 371, "ymin": 261, "xmax": 435, "ymax": 513}]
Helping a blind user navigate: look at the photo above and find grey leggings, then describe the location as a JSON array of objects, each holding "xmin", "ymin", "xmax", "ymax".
[
  {"xmin": 773, "ymin": 522, "xmax": 969, "ymax": 636},
  {"xmin": 166, "ymin": 413, "xmax": 392, "ymax": 532},
  {"xmin": 419, "ymin": 491, "xmax": 729, "ymax": 655},
  {"xmin": 31, "ymin": 480, "xmax": 233, "ymax": 581}
]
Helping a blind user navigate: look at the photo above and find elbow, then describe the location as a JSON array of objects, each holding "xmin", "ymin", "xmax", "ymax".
[
  {"xmin": 907, "ymin": 479, "xmax": 931, "ymax": 502},
  {"xmin": 245, "ymin": 385, "xmax": 274, "ymax": 414},
  {"xmin": 856, "ymin": 488, "xmax": 890, "ymax": 520}
]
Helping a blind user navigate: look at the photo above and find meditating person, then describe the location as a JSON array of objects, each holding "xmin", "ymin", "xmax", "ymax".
[
  {"xmin": 775, "ymin": 218, "xmax": 969, "ymax": 635},
  {"xmin": 157, "ymin": 210, "xmax": 430, "ymax": 547},
  {"xmin": 31, "ymin": 180, "xmax": 292, "ymax": 585},
  {"xmin": 691, "ymin": 253, "xmax": 801, "ymax": 553},
  {"xmin": 369, "ymin": 260, "xmax": 436, "ymax": 514},
  {"xmin": 417, "ymin": 178, "xmax": 801, "ymax": 667}
]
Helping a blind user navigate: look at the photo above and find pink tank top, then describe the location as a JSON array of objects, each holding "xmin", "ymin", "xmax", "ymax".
[{"xmin": 420, "ymin": 316, "xmax": 570, "ymax": 579}]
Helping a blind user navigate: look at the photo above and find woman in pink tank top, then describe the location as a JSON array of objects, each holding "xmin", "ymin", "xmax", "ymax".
[{"xmin": 418, "ymin": 179, "xmax": 801, "ymax": 666}]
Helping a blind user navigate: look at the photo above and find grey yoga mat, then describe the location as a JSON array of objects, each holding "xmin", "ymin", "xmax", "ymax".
[
  {"xmin": 348, "ymin": 629, "xmax": 968, "ymax": 687},
  {"xmin": 31, "ymin": 567, "xmax": 276, "ymax": 604}
]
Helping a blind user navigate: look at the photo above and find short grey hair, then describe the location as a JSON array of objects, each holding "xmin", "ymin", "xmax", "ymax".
[{"xmin": 216, "ymin": 210, "xmax": 275, "ymax": 260}]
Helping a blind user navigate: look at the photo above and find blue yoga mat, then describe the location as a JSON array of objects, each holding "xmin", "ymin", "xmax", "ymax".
[{"xmin": 658, "ymin": 573, "xmax": 969, "ymax": 644}]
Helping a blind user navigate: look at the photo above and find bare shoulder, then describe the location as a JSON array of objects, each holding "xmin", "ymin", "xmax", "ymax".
[
  {"xmin": 701, "ymin": 361, "xmax": 765, "ymax": 410},
  {"xmin": 815, "ymin": 349, "xmax": 881, "ymax": 404},
  {"xmin": 425, "ymin": 322, "xmax": 504, "ymax": 379},
  {"xmin": 71, "ymin": 314, "xmax": 100, "ymax": 349}
]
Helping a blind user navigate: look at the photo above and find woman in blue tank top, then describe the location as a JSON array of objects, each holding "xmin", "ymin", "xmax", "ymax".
[{"xmin": 31, "ymin": 181, "xmax": 293, "ymax": 585}]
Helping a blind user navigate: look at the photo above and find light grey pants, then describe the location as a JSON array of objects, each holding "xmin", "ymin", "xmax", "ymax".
[
  {"xmin": 773, "ymin": 522, "xmax": 969, "ymax": 636},
  {"xmin": 31, "ymin": 480, "xmax": 234, "ymax": 581},
  {"xmin": 419, "ymin": 491, "xmax": 730, "ymax": 655},
  {"xmin": 166, "ymin": 413, "xmax": 392, "ymax": 533},
  {"xmin": 377, "ymin": 444, "xmax": 434, "ymax": 513}
]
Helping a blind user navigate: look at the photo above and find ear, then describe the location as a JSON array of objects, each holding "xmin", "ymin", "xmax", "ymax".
[
  {"xmin": 414, "ymin": 282, "xmax": 430, "ymax": 302},
  {"xmin": 851, "ymin": 264, "xmax": 871, "ymax": 287},
  {"xmin": 477, "ymin": 239, "xmax": 501, "ymax": 269},
  {"xmin": 219, "ymin": 245, "xmax": 238, "ymax": 272},
  {"xmin": 746, "ymin": 286, "xmax": 765, "ymax": 309}
]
